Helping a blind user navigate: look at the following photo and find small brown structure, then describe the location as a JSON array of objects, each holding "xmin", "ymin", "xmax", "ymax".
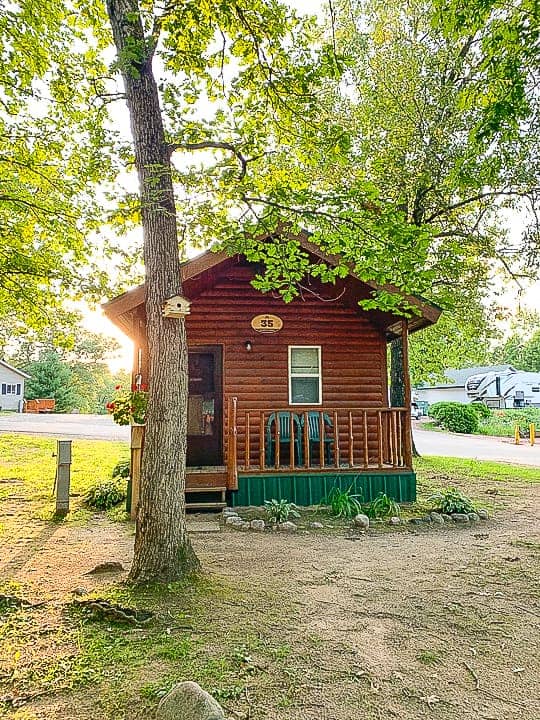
[
  {"xmin": 103, "ymin": 231, "xmax": 440, "ymax": 512},
  {"xmin": 24, "ymin": 398, "xmax": 56, "ymax": 414}
]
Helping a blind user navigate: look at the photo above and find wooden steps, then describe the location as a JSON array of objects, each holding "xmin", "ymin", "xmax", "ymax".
[{"xmin": 185, "ymin": 486, "xmax": 226, "ymax": 510}]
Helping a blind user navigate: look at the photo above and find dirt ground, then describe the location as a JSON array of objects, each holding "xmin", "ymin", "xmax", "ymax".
[{"xmin": 1, "ymin": 476, "xmax": 539, "ymax": 720}]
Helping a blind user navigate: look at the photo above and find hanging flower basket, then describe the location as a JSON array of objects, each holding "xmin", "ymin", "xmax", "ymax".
[{"xmin": 106, "ymin": 385, "xmax": 148, "ymax": 426}]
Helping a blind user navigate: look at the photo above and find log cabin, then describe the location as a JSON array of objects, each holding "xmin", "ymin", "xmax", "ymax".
[{"xmin": 103, "ymin": 231, "xmax": 441, "ymax": 514}]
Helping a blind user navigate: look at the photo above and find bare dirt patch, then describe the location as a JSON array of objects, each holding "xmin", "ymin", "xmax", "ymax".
[{"xmin": 1, "ymin": 483, "xmax": 539, "ymax": 720}]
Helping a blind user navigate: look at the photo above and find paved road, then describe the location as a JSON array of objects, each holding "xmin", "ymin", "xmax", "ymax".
[
  {"xmin": 1, "ymin": 414, "xmax": 538, "ymax": 466},
  {"xmin": 0, "ymin": 413, "xmax": 130, "ymax": 441},
  {"xmin": 413, "ymin": 425, "xmax": 540, "ymax": 467}
]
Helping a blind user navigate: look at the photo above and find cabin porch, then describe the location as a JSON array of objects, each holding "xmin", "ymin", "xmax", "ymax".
[{"xmin": 128, "ymin": 402, "xmax": 415, "ymax": 516}]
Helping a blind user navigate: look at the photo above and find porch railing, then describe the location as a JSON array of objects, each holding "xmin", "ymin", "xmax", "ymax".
[{"xmin": 227, "ymin": 399, "xmax": 411, "ymax": 483}]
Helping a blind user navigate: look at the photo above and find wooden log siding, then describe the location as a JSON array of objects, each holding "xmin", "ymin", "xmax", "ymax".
[{"xmin": 182, "ymin": 265, "xmax": 390, "ymax": 475}]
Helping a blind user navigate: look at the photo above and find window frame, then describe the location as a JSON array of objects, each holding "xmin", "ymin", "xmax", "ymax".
[
  {"xmin": 1, "ymin": 383, "xmax": 19, "ymax": 395},
  {"xmin": 288, "ymin": 345, "xmax": 322, "ymax": 406}
]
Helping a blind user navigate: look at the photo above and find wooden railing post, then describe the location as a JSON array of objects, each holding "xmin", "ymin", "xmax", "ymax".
[
  {"xmin": 362, "ymin": 411, "xmax": 369, "ymax": 468},
  {"xmin": 289, "ymin": 411, "xmax": 296, "ymax": 470},
  {"xmin": 377, "ymin": 411, "xmax": 384, "ymax": 468},
  {"xmin": 348, "ymin": 411, "xmax": 354, "ymax": 467},
  {"xmin": 303, "ymin": 411, "xmax": 310, "ymax": 468},
  {"xmin": 259, "ymin": 411, "xmax": 265, "ymax": 471},
  {"xmin": 227, "ymin": 396, "xmax": 238, "ymax": 490},
  {"xmin": 333, "ymin": 410, "xmax": 340, "ymax": 468}
]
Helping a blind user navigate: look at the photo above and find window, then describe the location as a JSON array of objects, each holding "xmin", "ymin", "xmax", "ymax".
[
  {"xmin": 288, "ymin": 346, "xmax": 321, "ymax": 405},
  {"xmin": 1, "ymin": 383, "xmax": 20, "ymax": 395}
]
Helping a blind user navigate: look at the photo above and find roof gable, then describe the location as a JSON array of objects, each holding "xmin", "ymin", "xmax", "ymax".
[
  {"xmin": 103, "ymin": 232, "xmax": 441, "ymax": 338},
  {"xmin": 0, "ymin": 359, "xmax": 31, "ymax": 379}
]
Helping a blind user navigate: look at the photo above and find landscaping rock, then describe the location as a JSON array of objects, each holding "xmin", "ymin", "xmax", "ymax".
[
  {"xmin": 309, "ymin": 522, "xmax": 324, "ymax": 529},
  {"xmin": 388, "ymin": 516, "xmax": 401, "ymax": 525},
  {"xmin": 468, "ymin": 512, "xmax": 480, "ymax": 522},
  {"xmin": 279, "ymin": 521, "xmax": 298, "ymax": 532},
  {"xmin": 225, "ymin": 516, "xmax": 243, "ymax": 526},
  {"xmin": 441, "ymin": 514, "xmax": 453, "ymax": 522},
  {"xmin": 477, "ymin": 508, "xmax": 489, "ymax": 520},
  {"xmin": 409, "ymin": 518, "xmax": 423, "ymax": 525},
  {"xmin": 156, "ymin": 681, "xmax": 225, "ymax": 720},
  {"xmin": 430, "ymin": 512, "xmax": 444, "ymax": 524},
  {"xmin": 72, "ymin": 587, "xmax": 88, "ymax": 596},
  {"xmin": 237, "ymin": 522, "xmax": 251, "ymax": 531},
  {"xmin": 353, "ymin": 514, "xmax": 370, "ymax": 531},
  {"xmin": 250, "ymin": 519, "xmax": 265, "ymax": 531},
  {"xmin": 452, "ymin": 513, "xmax": 470, "ymax": 523},
  {"xmin": 422, "ymin": 515, "xmax": 433, "ymax": 523}
]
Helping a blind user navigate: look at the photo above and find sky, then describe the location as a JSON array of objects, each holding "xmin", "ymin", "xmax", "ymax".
[{"xmin": 84, "ymin": 0, "xmax": 539, "ymax": 372}]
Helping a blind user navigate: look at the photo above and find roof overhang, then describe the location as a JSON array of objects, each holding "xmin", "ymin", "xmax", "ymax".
[{"xmin": 103, "ymin": 232, "xmax": 441, "ymax": 339}]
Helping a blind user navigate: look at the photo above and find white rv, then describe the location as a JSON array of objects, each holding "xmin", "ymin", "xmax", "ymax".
[{"xmin": 465, "ymin": 369, "xmax": 540, "ymax": 409}]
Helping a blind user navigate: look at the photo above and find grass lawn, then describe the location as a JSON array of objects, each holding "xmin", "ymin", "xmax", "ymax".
[
  {"xmin": 0, "ymin": 434, "xmax": 128, "ymax": 518},
  {"xmin": 1, "ymin": 436, "xmax": 539, "ymax": 720}
]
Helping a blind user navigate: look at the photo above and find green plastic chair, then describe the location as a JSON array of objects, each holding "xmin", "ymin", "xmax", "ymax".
[
  {"xmin": 301, "ymin": 411, "xmax": 334, "ymax": 464},
  {"xmin": 266, "ymin": 412, "xmax": 303, "ymax": 466}
]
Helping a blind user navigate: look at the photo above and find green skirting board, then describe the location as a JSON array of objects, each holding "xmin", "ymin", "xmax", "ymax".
[{"xmin": 229, "ymin": 471, "xmax": 416, "ymax": 507}]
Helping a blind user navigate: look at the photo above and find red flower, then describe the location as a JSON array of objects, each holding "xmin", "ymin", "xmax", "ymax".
[
  {"xmin": 106, "ymin": 402, "xmax": 114, "ymax": 411},
  {"xmin": 141, "ymin": 383, "xmax": 148, "ymax": 391},
  {"xmin": 131, "ymin": 383, "xmax": 137, "ymax": 391},
  {"xmin": 115, "ymin": 385, "xmax": 122, "ymax": 390}
]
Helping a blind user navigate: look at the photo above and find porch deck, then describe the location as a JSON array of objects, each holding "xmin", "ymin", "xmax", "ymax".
[{"xmin": 225, "ymin": 400, "xmax": 412, "ymax": 489}]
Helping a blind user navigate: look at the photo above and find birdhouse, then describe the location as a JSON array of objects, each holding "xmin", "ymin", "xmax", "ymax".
[{"xmin": 162, "ymin": 295, "xmax": 191, "ymax": 318}]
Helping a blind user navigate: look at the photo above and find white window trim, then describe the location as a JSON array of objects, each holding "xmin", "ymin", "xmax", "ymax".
[{"xmin": 288, "ymin": 345, "xmax": 322, "ymax": 406}]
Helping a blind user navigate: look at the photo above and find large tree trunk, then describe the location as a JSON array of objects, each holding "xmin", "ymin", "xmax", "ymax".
[
  {"xmin": 390, "ymin": 334, "xmax": 419, "ymax": 458},
  {"xmin": 107, "ymin": 0, "xmax": 199, "ymax": 581}
]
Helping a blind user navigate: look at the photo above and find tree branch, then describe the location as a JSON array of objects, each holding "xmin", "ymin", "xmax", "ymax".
[{"xmin": 169, "ymin": 141, "xmax": 249, "ymax": 180}]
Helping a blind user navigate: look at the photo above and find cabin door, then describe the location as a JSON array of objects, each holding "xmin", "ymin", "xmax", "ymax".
[{"xmin": 187, "ymin": 347, "xmax": 223, "ymax": 467}]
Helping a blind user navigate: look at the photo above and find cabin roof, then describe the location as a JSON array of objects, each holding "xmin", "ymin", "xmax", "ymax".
[{"xmin": 103, "ymin": 231, "xmax": 441, "ymax": 339}]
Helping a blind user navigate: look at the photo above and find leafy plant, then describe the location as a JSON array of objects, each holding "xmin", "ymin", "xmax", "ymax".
[
  {"xmin": 428, "ymin": 487, "xmax": 476, "ymax": 514},
  {"xmin": 264, "ymin": 499, "xmax": 300, "ymax": 524},
  {"xmin": 321, "ymin": 486, "xmax": 363, "ymax": 518},
  {"xmin": 84, "ymin": 481, "xmax": 126, "ymax": 510},
  {"xmin": 364, "ymin": 492, "xmax": 400, "ymax": 519},
  {"xmin": 112, "ymin": 459, "xmax": 130, "ymax": 479},
  {"xmin": 429, "ymin": 402, "xmax": 479, "ymax": 434},
  {"xmin": 106, "ymin": 384, "xmax": 148, "ymax": 425},
  {"xmin": 469, "ymin": 402, "xmax": 491, "ymax": 419}
]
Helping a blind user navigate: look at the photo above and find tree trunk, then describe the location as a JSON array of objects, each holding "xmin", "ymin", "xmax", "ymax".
[
  {"xmin": 390, "ymin": 335, "xmax": 419, "ymax": 458},
  {"xmin": 390, "ymin": 338, "xmax": 404, "ymax": 407},
  {"xmin": 106, "ymin": 0, "xmax": 199, "ymax": 581}
]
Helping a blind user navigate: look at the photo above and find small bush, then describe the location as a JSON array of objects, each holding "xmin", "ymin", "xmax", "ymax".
[
  {"xmin": 264, "ymin": 498, "xmax": 300, "ymax": 524},
  {"xmin": 364, "ymin": 492, "xmax": 400, "ymax": 519},
  {"xmin": 469, "ymin": 402, "xmax": 491, "ymax": 419},
  {"xmin": 84, "ymin": 481, "xmax": 126, "ymax": 510},
  {"xmin": 112, "ymin": 459, "xmax": 130, "ymax": 479},
  {"xmin": 322, "ymin": 486, "xmax": 363, "ymax": 518},
  {"xmin": 429, "ymin": 402, "xmax": 479, "ymax": 433},
  {"xmin": 428, "ymin": 487, "xmax": 476, "ymax": 514}
]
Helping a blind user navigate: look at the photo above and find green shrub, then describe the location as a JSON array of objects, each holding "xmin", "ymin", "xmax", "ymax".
[
  {"xmin": 469, "ymin": 402, "xmax": 491, "ymax": 419},
  {"xmin": 112, "ymin": 459, "xmax": 130, "ymax": 479},
  {"xmin": 429, "ymin": 402, "xmax": 479, "ymax": 433},
  {"xmin": 364, "ymin": 492, "xmax": 400, "ymax": 519},
  {"xmin": 84, "ymin": 481, "xmax": 126, "ymax": 510},
  {"xmin": 322, "ymin": 486, "xmax": 363, "ymax": 518},
  {"xmin": 264, "ymin": 499, "xmax": 300, "ymax": 524},
  {"xmin": 428, "ymin": 487, "xmax": 476, "ymax": 514}
]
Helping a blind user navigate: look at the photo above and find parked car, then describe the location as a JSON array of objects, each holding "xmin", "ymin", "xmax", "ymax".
[{"xmin": 411, "ymin": 402, "xmax": 422, "ymax": 420}]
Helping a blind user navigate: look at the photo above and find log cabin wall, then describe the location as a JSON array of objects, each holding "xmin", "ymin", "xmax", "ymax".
[{"xmin": 182, "ymin": 262, "xmax": 388, "ymax": 468}]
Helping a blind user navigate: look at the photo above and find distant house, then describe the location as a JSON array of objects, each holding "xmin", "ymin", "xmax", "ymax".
[
  {"xmin": 0, "ymin": 360, "xmax": 30, "ymax": 412},
  {"xmin": 416, "ymin": 365, "xmax": 540, "ymax": 409}
]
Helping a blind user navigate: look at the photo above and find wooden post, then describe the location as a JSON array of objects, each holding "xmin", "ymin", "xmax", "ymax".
[
  {"xmin": 54, "ymin": 439, "xmax": 72, "ymax": 517},
  {"xmin": 228, "ymin": 397, "xmax": 238, "ymax": 490},
  {"xmin": 303, "ymin": 410, "xmax": 310, "ymax": 468},
  {"xmin": 363, "ymin": 410, "xmax": 369, "ymax": 468},
  {"xmin": 348, "ymin": 411, "xmax": 354, "ymax": 467},
  {"xmin": 333, "ymin": 410, "xmax": 340, "ymax": 468},
  {"xmin": 402, "ymin": 319, "xmax": 413, "ymax": 469},
  {"xmin": 130, "ymin": 425, "xmax": 144, "ymax": 520}
]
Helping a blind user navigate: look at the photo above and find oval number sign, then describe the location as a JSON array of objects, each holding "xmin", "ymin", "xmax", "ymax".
[{"xmin": 251, "ymin": 314, "xmax": 283, "ymax": 333}]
